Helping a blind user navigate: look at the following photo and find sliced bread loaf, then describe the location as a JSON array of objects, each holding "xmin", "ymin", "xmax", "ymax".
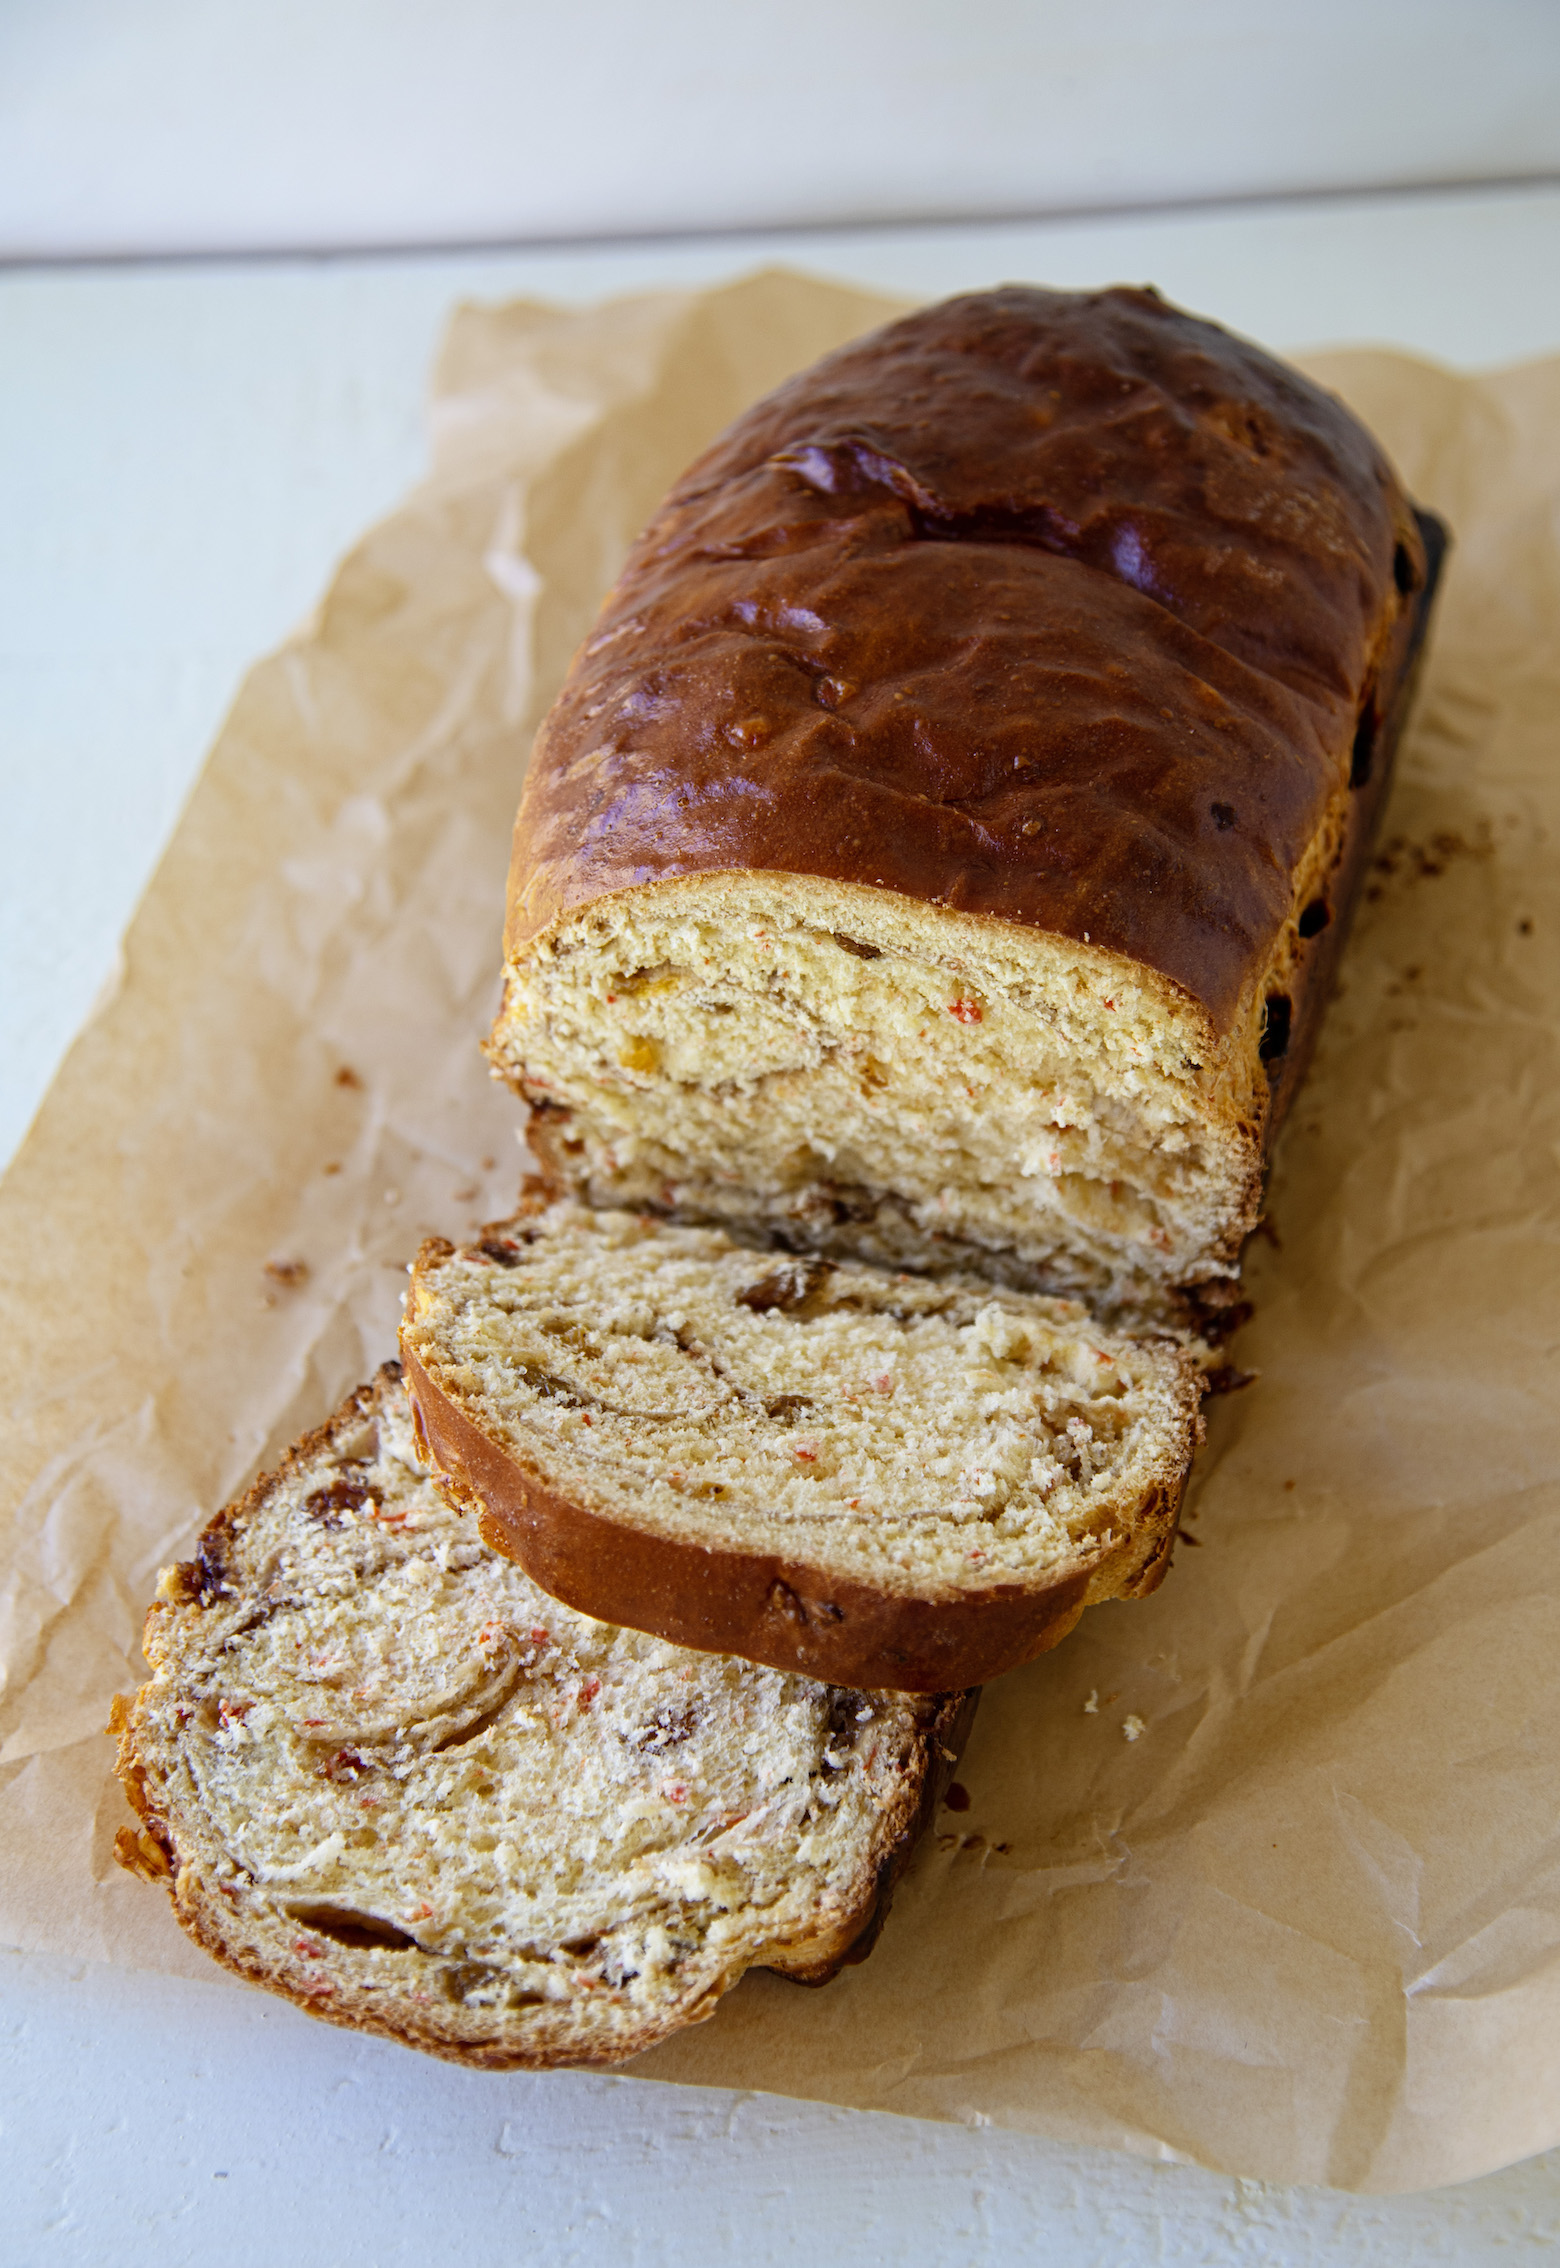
[
  {"xmin": 400, "ymin": 1203, "xmax": 1203, "ymax": 1692},
  {"xmin": 113, "ymin": 1364, "xmax": 973, "ymax": 2069}
]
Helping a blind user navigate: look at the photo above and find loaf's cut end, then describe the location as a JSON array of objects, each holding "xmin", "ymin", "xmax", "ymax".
[
  {"xmin": 492, "ymin": 874, "xmax": 1267, "ymax": 1327},
  {"xmin": 114, "ymin": 1366, "xmax": 973, "ymax": 2069},
  {"xmin": 490, "ymin": 285, "xmax": 1443, "ymax": 1325},
  {"xmin": 400, "ymin": 1205, "xmax": 1203, "ymax": 1691}
]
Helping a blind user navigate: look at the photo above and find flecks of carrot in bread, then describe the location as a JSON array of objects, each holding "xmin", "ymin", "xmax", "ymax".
[{"xmin": 113, "ymin": 1367, "xmax": 968, "ymax": 2069}]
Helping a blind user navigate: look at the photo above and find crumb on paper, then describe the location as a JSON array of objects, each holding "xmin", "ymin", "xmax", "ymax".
[
  {"xmin": 1203, "ymin": 1364, "xmax": 1258, "ymax": 1396},
  {"xmin": 263, "ymin": 1259, "xmax": 308, "ymax": 1289},
  {"xmin": 322, "ymin": 1160, "xmax": 342, "ymax": 1176},
  {"xmin": 335, "ymin": 1065, "xmax": 362, "ymax": 1090},
  {"xmin": 113, "ymin": 1825, "xmax": 170, "ymax": 1882},
  {"xmin": 1122, "ymin": 1714, "xmax": 1146, "ymax": 1743},
  {"xmin": 1083, "ymin": 1689, "xmax": 1099, "ymax": 1714}
]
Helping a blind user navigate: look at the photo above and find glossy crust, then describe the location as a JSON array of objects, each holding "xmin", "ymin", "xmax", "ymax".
[
  {"xmin": 400, "ymin": 1340, "xmax": 1192, "ymax": 1694},
  {"xmin": 504, "ymin": 286, "xmax": 1438, "ymax": 1040},
  {"xmin": 113, "ymin": 1367, "xmax": 977, "ymax": 2070}
]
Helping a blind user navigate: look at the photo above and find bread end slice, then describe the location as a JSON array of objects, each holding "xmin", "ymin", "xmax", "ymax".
[{"xmin": 113, "ymin": 1365, "xmax": 974, "ymax": 2070}]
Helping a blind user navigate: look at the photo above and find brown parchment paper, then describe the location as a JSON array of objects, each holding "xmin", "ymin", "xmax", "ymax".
[{"xmin": 2, "ymin": 270, "xmax": 1557, "ymax": 2195}]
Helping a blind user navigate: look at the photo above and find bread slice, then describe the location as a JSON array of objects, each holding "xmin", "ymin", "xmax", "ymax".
[
  {"xmin": 488, "ymin": 287, "xmax": 1444, "ymax": 1329},
  {"xmin": 400, "ymin": 1202, "xmax": 1203, "ymax": 1692},
  {"xmin": 112, "ymin": 1365, "xmax": 974, "ymax": 2070}
]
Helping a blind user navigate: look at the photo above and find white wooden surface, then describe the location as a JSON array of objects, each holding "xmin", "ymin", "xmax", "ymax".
[
  {"xmin": 3, "ymin": 0, "xmax": 1558, "ymax": 260},
  {"xmin": 9, "ymin": 1942, "xmax": 1560, "ymax": 2266},
  {"xmin": 8, "ymin": 187, "xmax": 1560, "ymax": 2261}
]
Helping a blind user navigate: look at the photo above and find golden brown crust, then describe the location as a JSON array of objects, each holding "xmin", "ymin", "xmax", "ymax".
[
  {"xmin": 399, "ymin": 1341, "xmax": 1191, "ymax": 1693},
  {"xmin": 504, "ymin": 286, "xmax": 1436, "ymax": 1039},
  {"xmin": 113, "ymin": 1367, "xmax": 977, "ymax": 2068}
]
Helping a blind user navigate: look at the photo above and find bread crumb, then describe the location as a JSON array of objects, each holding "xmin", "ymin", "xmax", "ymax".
[
  {"xmin": 1082, "ymin": 1689, "xmax": 1098, "ymax": 1714},
  {"xmin": 1122, "ymin": 1714, "xmax": 1146, "ymax": 1742}
]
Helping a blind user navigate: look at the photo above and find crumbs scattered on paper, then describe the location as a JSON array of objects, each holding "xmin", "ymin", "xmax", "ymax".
[
  {"xmin": 1083, "ymin": 1689, "xmax": 1098, "ymax": 1714},
  {"xmin": 1122, "ymin": 1715, "xmax": 1146, "ymax": 1743}
]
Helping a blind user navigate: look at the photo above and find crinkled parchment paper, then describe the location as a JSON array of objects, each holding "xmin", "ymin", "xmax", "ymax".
[{"xmin": 2, "ymin": 270, "xmax": 1556, "ymax": 2193}]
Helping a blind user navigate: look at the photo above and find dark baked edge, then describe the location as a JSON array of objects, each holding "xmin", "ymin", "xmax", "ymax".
[
  {"xmin": 776, "ymin": 1685, "xmax": 981, "ymax": 1986},
  {"xmin": 1258, "ymin": 508, "xmax": 1449, "ymax": 1150}
]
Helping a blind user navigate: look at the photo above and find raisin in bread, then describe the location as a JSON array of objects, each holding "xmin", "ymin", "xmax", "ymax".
[
  {"xmin": 112, "ymin": 1365, "xmax": 973, "ymax": 2069},
  {"xmin": 399, "ymin": 1203, "xmax": 1203, "ymax": 1692},
  {"xmin": 488, "ymin": 286, "xmax": 1443, "ymax": 1329}
]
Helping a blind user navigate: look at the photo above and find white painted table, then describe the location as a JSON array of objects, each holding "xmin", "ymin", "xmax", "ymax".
[{"xmin": 7, "ymin": 185, "xmax": 1560, "ymax": 2262}]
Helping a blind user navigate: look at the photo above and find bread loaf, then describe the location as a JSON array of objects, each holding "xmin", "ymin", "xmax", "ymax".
[
  {"xmin": 488, "ymin": 286, "xmax": 1444, "ymax": 1327},
  {"xmin": 113, "ymin": 1366, "xmax": 973, "ymax": 2067},
  {"xmin": 112, "ymin": 287, "xmax": 1446, "ymax": 2062},
  {"xmin": 400, "ymin": 1202, "xmax": 1202, "ymax": 1691}
]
